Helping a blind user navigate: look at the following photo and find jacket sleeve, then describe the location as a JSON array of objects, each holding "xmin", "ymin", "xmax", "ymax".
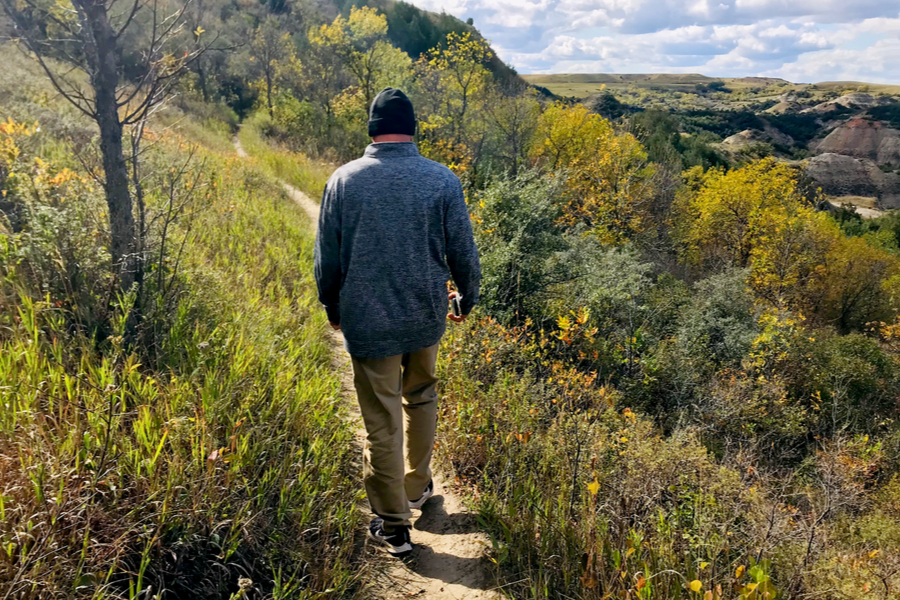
[
  {"xmin": 314, "ymin": 178, "xmax": 342, "ymax": 324},
  {"xmin": 444, "ymin": 177, "xmax": 481, "ymax": 316}
]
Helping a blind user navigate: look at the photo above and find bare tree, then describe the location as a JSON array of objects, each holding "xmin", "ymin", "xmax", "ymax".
[{"xmin": 1, "ymin": 0, "xmax": 207, "ymax": 291}]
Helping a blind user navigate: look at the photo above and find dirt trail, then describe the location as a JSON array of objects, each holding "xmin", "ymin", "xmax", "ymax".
[{"xmin": 234, "ymin": 136, "xmax": 499, "ymax": 599}]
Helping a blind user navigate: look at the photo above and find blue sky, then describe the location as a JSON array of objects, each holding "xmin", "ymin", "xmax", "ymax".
[{"xmin": 406, "ymin": 0, "xmax": 900, "ymax": 83}]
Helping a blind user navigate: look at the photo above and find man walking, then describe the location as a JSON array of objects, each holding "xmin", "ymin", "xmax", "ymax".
[{"xmin": 314, "ymin": 87, "xmax": 481, "ymax": 558}]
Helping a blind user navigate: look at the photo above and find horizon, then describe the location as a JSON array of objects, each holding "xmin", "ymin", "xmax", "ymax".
[
  {"xmin": 519, "ymin": 72, "xmax": 900, "ymax": 86},
  {"xmin": 405, "ymin": 1, "xmax": 900, "ymax": 85}
]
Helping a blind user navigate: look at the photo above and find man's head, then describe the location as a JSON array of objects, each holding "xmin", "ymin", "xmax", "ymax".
[{"xmin": 368, "ymin": 87, "xmax": 416, "ymax": 143}]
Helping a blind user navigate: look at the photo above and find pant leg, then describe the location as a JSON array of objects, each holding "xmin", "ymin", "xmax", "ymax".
[
  {"xmin": 351, "ymin": 352, "xmax": 411, "ymax": 531},
  {"xmin": 401, "ymin": 342, "xmax": 441, "ymax": 501}
]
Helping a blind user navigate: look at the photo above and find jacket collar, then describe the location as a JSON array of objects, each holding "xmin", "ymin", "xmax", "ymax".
[{"xmin": 364, "ymin": 142, "xmax": 420, "ymax": 158}]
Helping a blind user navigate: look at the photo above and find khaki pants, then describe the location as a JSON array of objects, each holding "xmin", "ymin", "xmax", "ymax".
[{"xmin": 351, "ymin": 342, "xmax": 440, "ymax": 531}]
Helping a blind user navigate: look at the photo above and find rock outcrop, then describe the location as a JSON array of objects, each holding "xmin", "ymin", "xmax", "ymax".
[
  {"xmin": 813, "ymin": 117, "xmax": 900, "ymax": 167},
  {"xmin": 801, "ymin": 92, "xmax": 881, "ymax": 115},
  {"xmin": 765, "ymin": 101, "xmax": 800, "ymax": 115},
  {"xmin": 723, "ymin": 127, "xmax": 793, "ymax": 149},
  {"xmin": 806, "ymin": 153, "xmax": 900, "ymax": 207}
]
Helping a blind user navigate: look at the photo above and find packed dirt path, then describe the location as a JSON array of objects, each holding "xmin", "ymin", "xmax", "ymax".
[{"xmin": 234, "ymin": 135, "xmax": 500, "ymax": 599}]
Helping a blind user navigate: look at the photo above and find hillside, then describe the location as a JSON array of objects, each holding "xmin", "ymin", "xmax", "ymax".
[
  {"xmin": 522, "ymin": 72, "xmax": 892, "ymax": 98},
  {"xmin": 523, "ymin": 72, "xmax": 792, "ymax": 97},
  {"xmin": 524, "ymin": 72, "xmax": 900, "ymax": 212}
]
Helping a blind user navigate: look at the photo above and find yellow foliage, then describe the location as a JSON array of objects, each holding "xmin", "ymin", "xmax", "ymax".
[
  {"xmin": 310, "ymin": 6, "xmax": 387, "ymax": 48},
  {"xmin": 310, "ymin": 7, "xmax": 410, "ymax": 107},
  {"xmin": 674, "ymin": 158, "xmax": 811, "ymax": 268},
  {"xmin": 675, "ymin": 158, "xmax": 900, "ymax": 327},
  {"xmin": 531, "ymin": 102, "xmax": 655, "ymax": 244},
  {"xmin": 415, "ymin": 32, "xmax": 493, "ymax": 169},
  {"xmin": 0, "ymin": 117, "xmax": 36, "ymax": 166}
]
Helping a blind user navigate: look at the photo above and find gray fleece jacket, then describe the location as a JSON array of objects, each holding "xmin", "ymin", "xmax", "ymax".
[{"xmin": 314, "ymin": 142, "xmax": 481, "ymax": 359}]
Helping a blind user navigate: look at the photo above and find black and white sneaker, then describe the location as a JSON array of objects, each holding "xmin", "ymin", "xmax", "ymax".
[
  {"xmin": 409, "ymin": 479, "xmax": 434, "ymax": 510},
  {"xmin": 368, "ymin": 518, "xmax": 413, "ymax": 558}
]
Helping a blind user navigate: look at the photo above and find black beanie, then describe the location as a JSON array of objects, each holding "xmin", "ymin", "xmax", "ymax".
[{"xmin": 368, "ymin": 88, "xmax": 416, "ymax": 137}]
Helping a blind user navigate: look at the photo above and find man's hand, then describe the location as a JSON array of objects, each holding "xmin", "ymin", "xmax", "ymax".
[
  {"xmin": 330, "ymin": 322, "xmax": 342, "ymax": 331},
  {"xmin": 448, "ymin": 292, "xmax": 467, "ymax": 323}
]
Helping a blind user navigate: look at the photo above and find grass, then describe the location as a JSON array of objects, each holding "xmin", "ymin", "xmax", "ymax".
[
  {"xmin": 0, "ymin": 62, "xmax": 367, "ymax": 597},
  {"xmin": 237, "ymin": 116, "xmax": 335, "ymax": 200}
]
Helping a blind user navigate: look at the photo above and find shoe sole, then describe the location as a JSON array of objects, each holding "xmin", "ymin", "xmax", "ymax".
[
  {"xmin": 409, "ymin": 485, "xmax": 434, "ymax": 510},
  {"xmin": 367, "ymin": 528, "xmax": 413, "ymax": 558}
]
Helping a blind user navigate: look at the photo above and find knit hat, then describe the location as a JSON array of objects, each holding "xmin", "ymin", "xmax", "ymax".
[{"xmin": 368, "ymin": 88, "xmax": 417, "ymax": 137}]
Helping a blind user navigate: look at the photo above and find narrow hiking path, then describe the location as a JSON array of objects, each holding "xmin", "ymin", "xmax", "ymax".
[{"xmin": 234, "ymin": 135, "xmax": 500, "ymax": 600}]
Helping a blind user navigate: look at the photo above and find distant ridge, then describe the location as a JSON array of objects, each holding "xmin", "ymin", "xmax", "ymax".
[
  {"xmin": 522, "ymin": 73, "xmax": 790, "ymax": 87},
  {"xmin": 520, "ymin": 73, "xmax": 900, "ymax": 99}
]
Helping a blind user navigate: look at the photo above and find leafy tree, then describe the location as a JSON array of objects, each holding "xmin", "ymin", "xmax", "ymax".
[
  {"xmin": 748, "ymin": 208, "xmax": 834, "ymax": 310},
  {"xmin": 677, "ymin": 268, "xmax": 757, "ymax": 367},
  {"xmin": 531, "ymin": 102, "xmax": 656, "ymax": 245},
  {"xmin": 248, "ymin": 18, "xmax": 295, "ymax": 116},
  {"xmin": 482, "ymin": 88, "xmax": 541, "ymax": 177},
  {"xmin": 471, "ymin": 169, "xmax": 570, "ymax": 323},
  {"xmin": 674, "ymin": 158, "xmax": 812, "ymax": 269},
  {"xmin": 590, "ymin": 92, "xmax": 629, "ymax": 121},
  {"xmin": 630, "ymin": 110, "xmax": 723, "ymax": 169},
  {"xmin": 675, "ymin": 159, "xmax": 900, "ymax": 330},
  {"xmin": 812, "ymin": 233, "xmax": 900, "ymax": 332},
  {"xmin": 414, "ymin": 31, "xmax": 493, "ymax": 171},
  {"xmin": 310, "ymin": 6, "xmax": 412, "ymax": 109}
]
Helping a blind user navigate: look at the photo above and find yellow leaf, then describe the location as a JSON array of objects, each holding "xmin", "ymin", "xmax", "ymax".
[
  {"xmin": 689, "ymin": 580, "xmax": 702, "ymax": 593},
  {"xmin": 194, "ymin": 26, "xmax": 205, "ymax": 37},
  {"xmin": 587, "ymin": 478, "xmax": 600, "ymax": 496},
  {"xmin": 735, "ymin": 565, "xmax": 745, "ymax": 578},
  {"xmin": 699, "ymin": 562, "xmax": 709, "ymax": 569}
]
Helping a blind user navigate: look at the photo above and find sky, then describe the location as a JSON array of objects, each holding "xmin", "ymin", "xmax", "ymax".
[{"xmin": 405, "ymin": 0, "xmax": 900, "ymax": 83}]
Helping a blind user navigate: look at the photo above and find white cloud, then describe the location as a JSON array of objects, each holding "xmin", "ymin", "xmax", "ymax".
[{"xmin": 404, "ymin": 1, "xmax": 900, "ymax": 82}]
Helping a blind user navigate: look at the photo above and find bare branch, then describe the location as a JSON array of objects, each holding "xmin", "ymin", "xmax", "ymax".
[
  {"xmin": 5, "ymin": 36, "xmax": 97, "ymax": 119},
  {"xmin": 113, "ymin": 0, "xmax": 142, "ymax": 40}
]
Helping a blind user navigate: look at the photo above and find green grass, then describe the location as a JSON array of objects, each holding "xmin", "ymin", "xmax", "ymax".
[
  {"xmin": 0, "ymin": 76, "xmax": 367, "ymax": 597},
  {"xmin": 237, "ymin": 116, "xmax": 335, "ymax": 200}
]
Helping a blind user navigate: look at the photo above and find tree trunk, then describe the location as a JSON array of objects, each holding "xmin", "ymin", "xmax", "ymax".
[
  {"xmin": 266, "ymin": 68, "xmax": 274, "ymax": 117},
  {"xmin": 73, "ymin": 0, "xmax": 136, "ymax": 291}
]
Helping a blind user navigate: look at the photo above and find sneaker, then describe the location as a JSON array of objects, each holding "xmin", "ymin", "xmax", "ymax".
[
  {"xmin": 409, "ymin": 479, "xmax": 434, "ymax": 510},
  {"xmin": 368, "ymin": 518, "xmax": 413, "ymax": 558}
]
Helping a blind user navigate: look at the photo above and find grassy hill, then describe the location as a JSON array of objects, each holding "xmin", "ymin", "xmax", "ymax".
[
  {"xmin": 521, "ymin": 72, "xmax": 900, "ymax": 99},
  {"xmin": 523, "ymin": 72, "xmax": 791, "ymax": 97}
]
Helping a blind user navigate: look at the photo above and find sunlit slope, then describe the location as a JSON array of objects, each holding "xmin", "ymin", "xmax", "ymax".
[{"xmin": 522, "ymin": 73, "xmax": 900, "ymax": 99}]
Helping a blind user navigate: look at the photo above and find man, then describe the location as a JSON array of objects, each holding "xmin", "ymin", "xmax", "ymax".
[{"xmin": 314, "ymin": 87, "xmax": 481, "ymax": 558}]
